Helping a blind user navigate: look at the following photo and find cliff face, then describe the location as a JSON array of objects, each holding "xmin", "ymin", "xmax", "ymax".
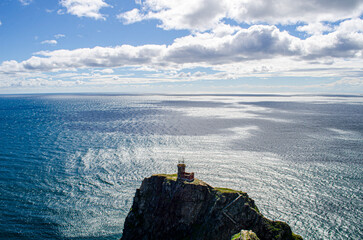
[{"xmin": 121, "ymin": 174, "xmax": 302, "ymax": 240}]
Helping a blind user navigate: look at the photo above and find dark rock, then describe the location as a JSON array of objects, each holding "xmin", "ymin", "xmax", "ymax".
[{"xmin": 121, "ymin": 174, "xmax": 302, "ymax": 240}]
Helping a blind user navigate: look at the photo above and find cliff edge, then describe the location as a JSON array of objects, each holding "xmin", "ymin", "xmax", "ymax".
[{"xmin": 121, "ymin": 174, "xmax": 302, "ymax": 240}]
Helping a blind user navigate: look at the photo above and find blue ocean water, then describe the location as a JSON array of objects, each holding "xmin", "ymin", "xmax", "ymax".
[{"xmin": 0, "ymin": 94, "xmax": 362, "ymax": 240}]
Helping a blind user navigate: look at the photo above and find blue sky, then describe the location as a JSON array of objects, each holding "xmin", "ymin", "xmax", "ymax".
[{"xmin": 0, "ymin": 0, "xmax": 363, "ymax": 94}]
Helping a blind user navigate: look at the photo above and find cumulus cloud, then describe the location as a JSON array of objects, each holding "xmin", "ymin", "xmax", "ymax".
[
  {"xmin": 118, "ymin": 8, "xmax": 145, "ymax": 24},
  {"xmin": 118, "ymin": 0, "xmax": 363, "ymax": 31},
  {"xmin": 1, "ymin": 19, "xmax": 363, "ymax": 83},
  {"xmin": 297, "ymin": 22, "xmax": 333, "ymax": 35},
  {"xmin": 59, "ymin": 0, "xmax": 110, "ymax": 20},
  {"xmin": 19, "ymin": 0, "xmax": 33, "ymax": 6},
  {"xmin": 225, "ymin": 0, "xmax": 363, "ymax": 24},
  {"xmin": 118, "ymin": 0, "xmax": 226, "ymax": 31},
  {"xmin": 164, "ymin": 25, "xmax": 302, "ymax": 64},
  {"xmin": 1, "ymin": 44, "xmax": 164, "ymax": 73},
  {"xmin": 41, "ymin": 40, "xmax": 58, "ymax": 45},
  {"xmin": 0, "ymin": 25, "xmax": 301, "ymax": 73},
  {"xmin": 303, "ymin": 18, "xmax": 363, "ymax": 60}
]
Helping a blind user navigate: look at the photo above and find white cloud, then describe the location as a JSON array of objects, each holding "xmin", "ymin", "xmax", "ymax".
[
  {"xmin": 54, "ymin": 34, "xmax": 66, "ymax": 39},
  {"xmin": 225, "ymin": 0, "xmax": 363, "ymax": 25},
  {"xmin": 57, "ymin": 9, "xmax": 65, "ymax": 15},
  {"xmin": 336, "ymin": 18, "xmax": 363, "ymax": 34},
  {"xmin": 118, "ymin": 0, "xmax": 226, "ymax": 31},
  {"xmin": 118, "ymin": 0, "xmax": 363, "ymax": 31},
  {"xmin": 211, "ymin": 23, "xmax": 241, "ymax": 37},
  {"xmin": 164, "ymin": 25, "xmax": 303, "ymax": 65},
  {"xmin": 1, "ymin": 78, "xmax": 84, "ymax": 88},
  {"xmin": 97, "ymin": 68, "xmax": 114, "ymax": 74},
  {"xmin": 0, "ymin": 20, "xmax": 2, "ymax": 26},
  {"xmin": 297, "ymin": 22, "xmax": 333, "ymax": 35},
  {"xmin": 302, "ymin": 19, "xmax": 363, "ymax": 60},
  {"xmin": 1, "ymin": 19, "xmax": 363, "ymax": 84},
  {"xmin": 41, "ymin": 40, "xmax": 58, "ymax": 45},
  {"xmin": 19, "ymin": 0, "xmax": 33, "ymax": 6},
  {"xmin": 59, "ymin": 0, "xmax": 110, "ymax": 20},
  {"xmin": 326, "ymin": 77, "xmax": 363, "ymax": 87},
  {"xmin": 0, "ymin": 25, "xmax": 302, "ymax": 73},
  {"xmin": 118, "ymin": 9, "xmax": 145, "ymax": 24},
  {"xmin": 1, "ymin": 44, "xmax": 164, "ymax": 73}
]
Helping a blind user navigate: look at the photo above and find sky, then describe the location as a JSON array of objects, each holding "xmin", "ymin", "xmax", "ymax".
[{"xmin": 0, "ymin": 0, "xmax": 363, "ymax": 94}]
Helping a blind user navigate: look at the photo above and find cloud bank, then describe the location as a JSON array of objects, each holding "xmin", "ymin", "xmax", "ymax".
[{"xmin": 2, "ymin": 19, "xmax": 362, "ymax": 75}]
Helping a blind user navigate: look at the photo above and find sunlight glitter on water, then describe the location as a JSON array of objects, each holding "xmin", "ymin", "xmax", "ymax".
[{"xmin": 0, "ymin": 94, "xmax": 362, "ymax": 240}]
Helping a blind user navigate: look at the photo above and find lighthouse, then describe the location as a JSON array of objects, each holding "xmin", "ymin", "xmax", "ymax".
[{"xmin": 177, "ymin": 159, "xmax": 194, "ymax": 182}]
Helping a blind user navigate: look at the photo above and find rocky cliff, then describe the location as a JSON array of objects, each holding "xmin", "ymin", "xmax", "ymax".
[{"xmin": 121, "ymin": 174, "xmax": 302, "ymax": 240}]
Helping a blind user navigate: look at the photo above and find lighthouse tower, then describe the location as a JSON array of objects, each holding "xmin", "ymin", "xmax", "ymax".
[
  {"xmin": 177, "ymin": 159, "xmax": 194, "ymax": 182},
  {"xmin": 177, "ymin": 161, "xmax": 186, "ymax": 178}
]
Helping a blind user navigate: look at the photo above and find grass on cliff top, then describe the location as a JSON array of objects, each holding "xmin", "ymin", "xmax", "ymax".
[
  {"xmin": 214, "ymin": 187, "xmax": 245, "ymax": 194},
  {"xmin": 231, "ymin": 230, "xmax": 260, "ymax": 240},
  {"xmin": 155, "ymin": 173, "xmax": 178, "ymax": 180},
  {"xmin": 153, "ymin": 174, "xmax": 208, "ymax": 186},
  {"xmin": 292, "ymin": 233, "xmax": 303, "ymax": 240}
]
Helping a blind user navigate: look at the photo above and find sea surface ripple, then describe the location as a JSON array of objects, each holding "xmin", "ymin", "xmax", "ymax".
[{"xmin": 0, "ymin": 94, "xmax": 362, "ymax": 239}]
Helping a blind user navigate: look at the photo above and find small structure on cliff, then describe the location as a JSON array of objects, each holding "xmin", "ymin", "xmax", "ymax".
[{"xmin": 177, "ymin": 159, "xmax": 194, "ymax": 182}]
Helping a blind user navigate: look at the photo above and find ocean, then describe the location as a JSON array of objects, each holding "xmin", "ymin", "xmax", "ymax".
[{"xmin": 0, "ymin": 94, "xmax": 362, "ymax": 239}]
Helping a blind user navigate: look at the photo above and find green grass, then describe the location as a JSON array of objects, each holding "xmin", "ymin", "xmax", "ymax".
[
  {"xmin": 292, "ymin": 232, "xmax": 303, "ymax": 240},
  {"xmin": 214, "ymin": 187, "xmax": 244, "ymax": 194},
  {"xmin": 154, "ymin": 173, "xmax": 178, "ymax": 181},
  {"xmin": 231, "ymin": 230, "xmax": 260, "ymax": 240},
  {"xmin": 153, "ymin": 173, "xmax": 208, "ymax": 186},
  {"xmin": 231, "ymin": 232, "xmax": 241, "ymax": 240}
]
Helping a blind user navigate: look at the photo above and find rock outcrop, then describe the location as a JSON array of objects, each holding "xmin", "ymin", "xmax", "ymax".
[
  {"xmin": 121, "ymin": 174, "xmax": 302, "ymax": 240},
  {"xmin": 232, "ymin": 230, "xmax": 260, "ymax": 240}
]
